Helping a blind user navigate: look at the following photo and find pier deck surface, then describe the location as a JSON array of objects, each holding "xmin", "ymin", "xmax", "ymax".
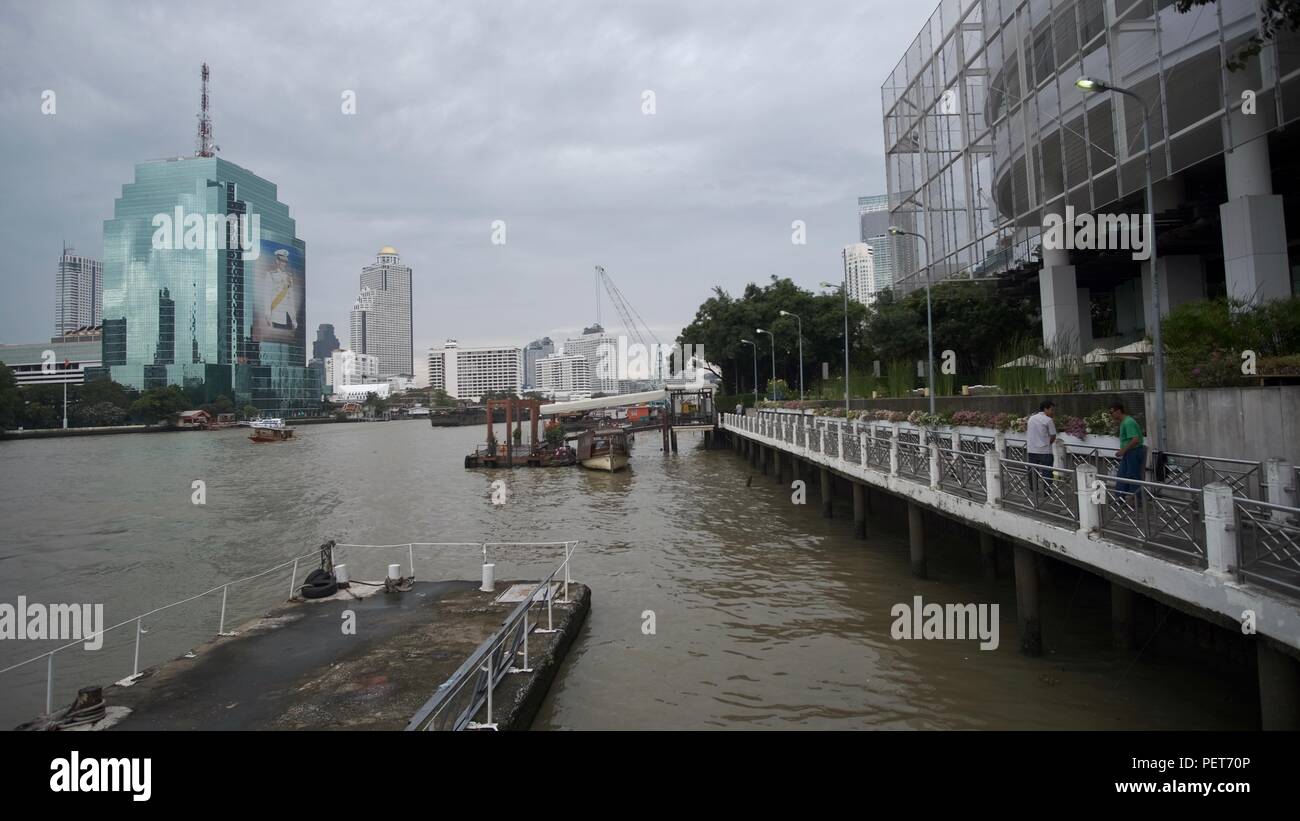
[{"xmin": 91, "ymin": 580, "xmax": 586, "ymax": 731}]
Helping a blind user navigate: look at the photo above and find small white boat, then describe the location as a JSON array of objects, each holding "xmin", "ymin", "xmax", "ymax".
[
  {"xmin": 249, "ymin": 417, "xmax": 294, "ymax": 442},
  {"xmin": 575, "ymin": 429, "xmax": 630, "ymax": 472}
]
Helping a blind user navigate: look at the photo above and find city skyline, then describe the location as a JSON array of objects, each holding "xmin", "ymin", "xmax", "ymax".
[{"xmin": 0, "ymin": 0, "xmax": 922, "ymax": 353}]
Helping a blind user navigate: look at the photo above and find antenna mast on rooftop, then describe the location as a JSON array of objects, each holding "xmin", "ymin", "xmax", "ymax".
[{"xmin": 195, "ymin": 63, "xmax": 217, "ymax": 158}]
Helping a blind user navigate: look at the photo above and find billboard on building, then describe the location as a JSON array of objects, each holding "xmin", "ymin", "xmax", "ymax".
[{"xmin": 252, "ymin": 240, "xmax": 305, "ymax": 347}]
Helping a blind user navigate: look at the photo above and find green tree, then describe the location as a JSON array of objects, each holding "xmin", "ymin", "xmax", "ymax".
[
  {"xmin": 73, "ymin": 401, "xmax": 128, "ymax": 428},
  {"xmin": 0, "ymin": 363, "xmax": 21, "ymax": 430},
  {"xmin": 129, "ymin": 385, "xmax": 190, "ymax": 424},
  {"xmin": 76, "ymin": 377, "xmax": 136, "ymax": 411}
]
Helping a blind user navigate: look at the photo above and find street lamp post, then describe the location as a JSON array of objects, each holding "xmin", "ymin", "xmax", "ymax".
[
  {"xmin": 778, "ymin": 310, "xmax": 804, "ymax": 402},
  {"xmin": 755, "ymin": 328, "xmax": 776, "ymax": 402},
  {"xmin": 1076, "ymin": 76, "xmax": 1166, "ymax": 454},
  {"xmin": 740, "ymin": 339, "xmax": 758, "ymax": 404},
  {"xmin": 819, "ymin": 281, "xmax": 851, "ymax": 415},
  {"xmin": 887, "ymin": 227, "xmax": 935, "ymax": 415}
]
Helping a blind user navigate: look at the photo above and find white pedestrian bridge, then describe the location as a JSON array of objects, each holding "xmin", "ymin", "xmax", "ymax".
[{"xmin": 722, "ymin": 409, "xmax": 1300, "ymax": 728}]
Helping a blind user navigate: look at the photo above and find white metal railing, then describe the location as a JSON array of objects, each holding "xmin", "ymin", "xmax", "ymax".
[
  {"xmin": 0, "ymin": 539, "xmax": 577, "ymax": 723},
  {"xmin": 725, "ymin": 412, "xmax": 1300, "ymax": 599},
  {"xmin": 406, "ymin": 543, "xmax": 577, "ymax": 731}
]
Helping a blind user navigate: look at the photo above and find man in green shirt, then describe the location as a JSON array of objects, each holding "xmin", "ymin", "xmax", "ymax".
[{"xmin": 1110, "ymin": 402, "xmax": 1145, "ymax": 500}]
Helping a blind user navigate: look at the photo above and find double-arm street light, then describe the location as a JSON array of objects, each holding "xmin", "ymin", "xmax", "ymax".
[
  {"xmin": 777, "ymin": 310, "xmax": 804, "ymax": 401},
  {"xmin": 755, "ymin": 328, "xmax": 776, "ymax": 401},
  {"xmin": 740, "ymin": 338, "xmax": 758, "ymax": 403},
  {"xmin": 1076, "ymin": 76, "xmax": 1166, "ymax": 453},
  {"xmin": 886, "ymin": 227, "xmax": 936, "ymax": 415}
]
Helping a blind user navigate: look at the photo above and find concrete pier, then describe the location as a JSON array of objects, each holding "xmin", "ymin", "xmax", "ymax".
[
  {"xmin": 907, "ymin": 502, "xmax": 926, "ymax": 579},
  {"xmin": 1257, "ymin": 640, "xmax": 1300, "ymax": 730},
  {"xmin": 1111, "ymin": 583, "xmax": 1136, "ymax": 650},
  {"xmin": 852, "ymin": 483, "xmax": 866, "ymax": 540},
  {"xmin": 979, "ymin": 531, "xmax": 998, "ymax": 581},
  {"xmin": 820, "ymin": 467, "xmax": 833, "ymax": 518},
  {"xmin": 773, "ymin": 450, "xmax": 783, "ymax": 484},
  {"xmin": 73, "ymin": 580, "xmax": 592, "ymax": 731},
  {"xmin": 1014, "ymin": 545, "xmax": 1043, "ymax": 656}
]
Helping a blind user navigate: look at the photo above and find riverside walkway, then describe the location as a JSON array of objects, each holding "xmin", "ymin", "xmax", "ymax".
[{"xmin": 722, "ymin": 410, "xmax": 1300, "ymax": 729}]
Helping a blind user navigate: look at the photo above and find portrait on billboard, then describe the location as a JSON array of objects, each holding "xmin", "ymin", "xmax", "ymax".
[{"xmin": 252, "ymin": 240, "xmax": 305, "ymax": 347}]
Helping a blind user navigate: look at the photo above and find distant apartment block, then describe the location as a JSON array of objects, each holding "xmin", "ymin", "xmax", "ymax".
[
  {"xmin": 534, "ymin": 352, "xmax": 592, "ymax": 397},
  {"xmin": 842, "ymin": 243, "xmax": 879, "ymax": 305},
  {"xmin": 427, "ymin": 340, "xmax": 522, "ymax": 402},
  {"xmin": 55, "ymin": 245, "xmax": 103, "ymax": 336},
  {"xmin": 324, "ymin": 348, "xmax": 380, "ymax": 390}
]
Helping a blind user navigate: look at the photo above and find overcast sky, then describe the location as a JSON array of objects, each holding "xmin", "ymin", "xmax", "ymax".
[{"xmin": 0, "ymin": 0, "xmax": 925, "ymax": 361}]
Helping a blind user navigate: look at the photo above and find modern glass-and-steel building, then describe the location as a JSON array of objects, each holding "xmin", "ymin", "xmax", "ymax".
[
  {"xmin": 883, "ymin": 0, "xmax": 1300, "ymax": 352},
  {"xmin": 100, "ymin": 156, "xmax": 320, "ymax": 413}
]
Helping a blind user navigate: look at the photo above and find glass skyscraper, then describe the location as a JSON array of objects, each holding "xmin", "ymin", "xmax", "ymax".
[{"xmin": 100, "ymin": 156, "xmax": 320, "ymax": 414}]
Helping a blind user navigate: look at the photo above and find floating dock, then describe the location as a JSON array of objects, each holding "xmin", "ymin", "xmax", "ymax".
[{"xmin": 31, "ymin": 579, "xmax": 589, "ymax": 731}]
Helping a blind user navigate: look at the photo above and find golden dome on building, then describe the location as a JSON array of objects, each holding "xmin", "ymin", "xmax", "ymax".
[{"xmin": 379, "ymin": 246, "xmax": 398, "ymax": 255}]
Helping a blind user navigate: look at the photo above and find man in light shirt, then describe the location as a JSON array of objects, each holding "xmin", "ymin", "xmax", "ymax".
[{"xmin": 1025, "ymin": 400, "xmax": 1057, "ymax": 492}]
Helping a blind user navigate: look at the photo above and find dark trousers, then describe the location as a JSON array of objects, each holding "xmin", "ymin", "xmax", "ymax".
[
  {"xmin": 1026, "ymin": 452, "xmax": 1054, "ymax": 492},
  {"xmin": 1116, "ymin": 446, "xmax": 1146, "ymax": 497}
]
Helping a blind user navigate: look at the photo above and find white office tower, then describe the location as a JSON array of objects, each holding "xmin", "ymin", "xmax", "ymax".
[
  {"xmin": 842, "ymin": 243, "xmax": 878, "ymax": 305},
  {"xmin": 324, "ymin": 348, "xmax": 380, "ymax": 389},
  {"xmin": 55, "ymin": 245, "xmax": 103, "ymax": 335},
  {"xmin": 352, "ymin": 247, "xmax": 413, "ymax": 378},
  {"xmin": 427, "ymin": 340, "xmax": 523, "ymax": 402},
  {"xmin": 534, "ymin": 352, "xmax": 592, "ymax": 397},
  {"xmin": 561, "ymin": 325, "xmax": 620, "ymax": 394}
]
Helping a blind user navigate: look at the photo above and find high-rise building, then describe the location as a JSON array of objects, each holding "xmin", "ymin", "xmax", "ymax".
[
  {"xmin": 55, "ymin": 245, "xmax": 103, "ymax": 335},
  {"xmin": 560, "ymin": 325, "xmax": 619, "ymax": 394},
  {"xmin": 534, "ymin": 352, "xmax": 592, "ymax": 397},
  {"xmin": 427, "ymin": 340, "xmax": 522, "ymax": 402},
  {"xmin": 351, "ymin": 247, "xmax": 413, "ymax": 378},
  {"xmin": 98, "ymin": 67, "xmax": 318, "ymax": 412},
  {"xmin": 100, "ymin": 152, "xmax": 319, "ymax": 413},
  {"xmin": 842, "ymin": 243, "xmax": 879, "ymax": 305},
  {"xmin": 884, "ymin": 0, "xmax": 1299, "ymax": 352},
  {"xmin": 522, "ymin": 337, "xmax": 554, "ymax": 390},
  {"xmin": 313, "ymin": 323, "xmax": 340, "ymax": 361},
  {"xmin": 858, "ymin": 195, "xmax": 904, "ymax": 298}
]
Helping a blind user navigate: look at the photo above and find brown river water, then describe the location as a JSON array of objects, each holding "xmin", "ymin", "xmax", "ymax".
[{"xmin": 0, "ymin": 421, "xmax": 1256, "ymax": 729}]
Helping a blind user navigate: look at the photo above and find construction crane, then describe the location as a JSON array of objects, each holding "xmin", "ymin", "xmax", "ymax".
[{"xmin": 595, "ymin": 265, "xmax": 666, "ymax": 378}]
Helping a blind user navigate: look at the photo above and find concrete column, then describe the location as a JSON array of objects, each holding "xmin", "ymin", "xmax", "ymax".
[
  {"xmin": 852, "ymin": 483, "xmax": 867, "ymax": 540},
  {"xmin": 1265, "ymin": 458, "xmax": 1298, "ymax": 513},
  {"xmin": 1039, "ymin": 205, "xmax": 1082, "ymax": 353},
  {"xmin": 907, "ymin": 502, "xmax": 926, "ymax": 579},
  {"xmin": 749, "ymin": 439, "xmax": 758, "ymax": 467},
  {"xmin": 1075, "ymin": 286, "xmax": 1094, "ymax": 353},
  {"xmin": 979, "ymin": 531, "xmax": 997, "ymax": 581},
  {"xmin": 1203, "ymin": 483, "xmax": 1238, "ymax": 578},
  {"xmin": 1220, "ymin": 93, "xmax": 1291, "ymax": 303},
  {"xmin": 1111, "ymin": 583, "xmax": 1136, "ymax": 650},
  {"xmin": 1142, "ymin": 255, "xmax": 1206, "ymax": 331},
  {"xmin": 984, "ymin": 449, "xmax": 1003, "ymax": 508},
  {"xmin": 1014, "ymin": 545, "xmax": 1042, "ymax": 656},
  {"xmin": 773, "ymin": 450, "xmax": 783, "ymax": 485},
  {"xmin": 820, "ymin": 467, "xmax": 833, "ymax": 519},
  {"xmin": 1077, "ymin": 464, "xmax": 1099, "ymax": 534},
  {"xmin": 1258, "ymin": 640, "xmax": 1300, "ymax": 730}
]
